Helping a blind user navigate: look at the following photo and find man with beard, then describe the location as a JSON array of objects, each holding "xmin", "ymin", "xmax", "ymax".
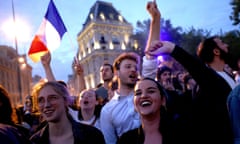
[
  {"xmin": 99, "ymin": 52, "xmax": 141, "ymax": 144},
  {"xmin": 197, "ymin": 36, "xmax": 236, "ymax": 89},
  {"xmin": 95, "ymin": 63, "xmax": 114, "ymax": 105}
]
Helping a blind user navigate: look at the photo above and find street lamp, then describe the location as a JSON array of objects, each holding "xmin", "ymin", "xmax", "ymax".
[
  {"xmin": 11, "ymin": 0, "xmax": 23, "ymax": 104},
  {"xmin": 2, "ymin": 0, "xmax": 30, "ymax": 105}
]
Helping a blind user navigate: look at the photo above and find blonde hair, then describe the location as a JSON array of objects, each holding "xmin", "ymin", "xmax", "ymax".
[{"xmin": 32, "ymin": 81, "xmax": 71, "ymax": 111}]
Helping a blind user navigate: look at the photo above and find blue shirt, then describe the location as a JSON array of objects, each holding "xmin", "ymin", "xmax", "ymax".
[
  {"xmin": 228, "ymin": 84, "xmax": 240, "ymax": 144},
  {"xmin": 99, "ymin": 91, "xmax": 141, "ymax": 144}
]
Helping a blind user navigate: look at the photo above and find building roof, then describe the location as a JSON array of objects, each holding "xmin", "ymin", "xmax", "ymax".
[
  {"xmin": 0, "ymin": 45, "xmax": 17, "ymax": 59},
  {"xmin": 82, "ymin": 0, "xmax": 129, "ymax": 28}
]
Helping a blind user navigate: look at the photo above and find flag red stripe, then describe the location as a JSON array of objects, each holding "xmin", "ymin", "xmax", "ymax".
[{"xmin": 28, "ymin": 36, "xmax": 48, "ymax": 54}]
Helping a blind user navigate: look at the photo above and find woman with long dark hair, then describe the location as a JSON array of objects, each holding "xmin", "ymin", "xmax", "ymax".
[{"xmin": 118, "ymin": 77, "xmax": 172, "ymax": 144}]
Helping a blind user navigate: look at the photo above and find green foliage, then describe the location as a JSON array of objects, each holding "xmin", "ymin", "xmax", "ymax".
[
  {"xmin": 180, "ymin": 27, "xmax": 211, "ymax": 55},
  {"xmin": 133, "ymin": 19, "xmax": 151, "ymax": 57},
  {"xmin": 132, "ymin": 18, "xmax": 240, "ymax": 70},
  {"xmin": 160, "ymin": 19, "xmax": 182, "ymax": 45},
  {"xmin": 230, "ymin": 0, "xmax": 240, "ymax": 26},
  {"xmin": 132, "ymin": 18, "xmax": 183, "ymax": 56},
  {"xmin": 221, "ymin": 30, "xmax": 240, "ymax": 69}
]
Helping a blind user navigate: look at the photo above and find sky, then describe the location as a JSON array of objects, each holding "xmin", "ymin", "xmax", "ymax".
[{"xmin": 0, "ymin": 0, "xmax": 238, "ymax": 82}]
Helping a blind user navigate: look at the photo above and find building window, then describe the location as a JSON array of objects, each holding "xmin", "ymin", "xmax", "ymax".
[
  {"xmin": 121, "ymin": 42, "xmax": 126, "ymax": 50},
  {"xmin": 80, "ymin": 51, "xmax": 83, "ymax": 58},
  {"xmin": 109, "ymin": 13, "xmax": 114, "ymax": 20},
  {"xmin": 118, "ymin": 15, "xmax": 123, "ymax": 22},
  {"xmin": 99, "ymin": 36, "xmax": 106, "ymax": 44},
  {"xmin": 100, "ymin": 12, "xmax": 105, "ymax": 21},
  {"xmin": 86, "ymin": 47, "xmax": 89, "ymax": 54},
  {"xmin": 90, "ymin": 13, "xmax": 94, "ymax": 20},
  {"xmin": 104, "ymin": 57, "xmax": 108, "ymax": 61},
  {"xmin": 109, "ymin": 42, "xmax": 114, "ymax": 50},
  {"xmin": 112, "ymin": 36, "xmax": 120, "ymax": 45}
]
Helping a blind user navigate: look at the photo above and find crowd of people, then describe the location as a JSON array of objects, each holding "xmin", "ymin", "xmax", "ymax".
[{"xmin": 0, "ymin": 1, "xmax": 240, "ymax": 144}]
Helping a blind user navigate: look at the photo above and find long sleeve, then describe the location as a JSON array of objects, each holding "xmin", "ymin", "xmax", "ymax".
[
  {"xmin": 227, "ymin": 85, "xmax": 240, "ymax": 144},
  {"xmin": 99, "ymin": 103, "xmax": 118, "ymax": 144},
  {"xmin": 142, "ymin": 56, "xmax": 159, "ymax": 79}
]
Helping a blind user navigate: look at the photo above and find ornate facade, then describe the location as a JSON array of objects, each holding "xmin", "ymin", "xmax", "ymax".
[
  {"xmin": 71, "ymin": 1, "xmax": 136, "ymax": 94},
  {"xmin": 0, "ymin": 45, "xmax": 32, "ymax": 106}
]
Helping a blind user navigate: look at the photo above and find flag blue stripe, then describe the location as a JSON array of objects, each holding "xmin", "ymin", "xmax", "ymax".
[{"xmin": 45, "ymin": 0, "xmax": 67, "ymax": 38}]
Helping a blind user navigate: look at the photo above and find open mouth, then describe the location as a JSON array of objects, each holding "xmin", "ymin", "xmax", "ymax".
[
  {"xmin": 44, "ymin": 110, "xmax": 54, "ymax": 117},
  {"xmin": 129, "ymin": 74, "xmax": 138, "ymax": 80},
  {"xmin": 83, "ymin": 101, "xmax": 89, "ymax": 104},
  {"xmin": 140, "ymin": 100, "xmax": 152, "ymax": 107}
]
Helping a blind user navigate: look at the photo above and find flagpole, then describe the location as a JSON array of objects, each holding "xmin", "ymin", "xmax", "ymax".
[
  {"xmin": 66, "ymin": 32, "xmax": 77, "ymax": 52},
  {"xmin": 11, "ymin": 0, "xmax": 23, "ymax": 105},
  {"xmin": 28, "ymin": 0, "xmax": 68, "ymax": 63}
]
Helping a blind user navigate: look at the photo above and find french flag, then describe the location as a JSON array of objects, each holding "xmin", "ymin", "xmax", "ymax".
[{"xmin": 28, "ymin": 0, "xmax": 67, "ymax": 62}]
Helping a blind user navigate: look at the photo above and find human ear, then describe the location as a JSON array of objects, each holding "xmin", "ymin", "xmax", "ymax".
[
  {"xmin": 213, "ymin": 48, "xmax": 220, "ymax": 56},
  {"xmin": 161, "ymin": 96, "xmax": 167, "ymax": 108}
]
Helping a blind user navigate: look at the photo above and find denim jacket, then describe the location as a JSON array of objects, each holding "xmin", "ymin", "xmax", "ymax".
[{"xmin": 228, "ymin": 84, "xmax": 240, "ymax": 144}]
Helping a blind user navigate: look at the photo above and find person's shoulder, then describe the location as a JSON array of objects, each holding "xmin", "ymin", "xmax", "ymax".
[
  {"xmin": 73, "ymin": 122, "xmax": 105, "ymax": 143},
  {"xmin": 118, "ymin": 128, "xmax": 139, "ymax": 144},
  {"xmin": 233, "ymin": 84, "xmax": 240, "ymax": 91},
  {"xmin": 228, "ymin": 84, "xmax": 240, "ymax": 98},
  {"xmin": 0, "ymin": 124, "xmax": 31, "ymax": 144},
  {"xmin": 0, "ymin": 123, "xmax": 17, "ymax": 134},
  {"xmin": 121, "ymin": 127, "xmax": 139, "ymax": 136},
  {"xmin": 29, "ymin": 124, "xmax": 48, "ymax": 143},
  {"xmin": 102, "ymin": 96, "xmax": 118, "ymax": 110},
  {"xmin": 29, "ymin": 130, "xmax": 40, "ymax": 143},
  {"xmin": 73, "ymin": 120, "xmax": 102, "ymax": 134}
]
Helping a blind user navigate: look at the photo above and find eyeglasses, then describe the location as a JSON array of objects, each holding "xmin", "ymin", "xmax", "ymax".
[{"xmin": 38, "ymin": 95, "xmax": 61, "ymax": 107}]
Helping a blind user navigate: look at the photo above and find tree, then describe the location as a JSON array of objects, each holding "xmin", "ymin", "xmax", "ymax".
[
  {"xmin": 180, "ymin": 27, "xmax": 211, "ymax": 55},
  {"xmin": 230, "ymin": 0, "xmax": 240, "ymax": 26},
  {"xmin": 160, "ymin": 19, "xmax": 182, "ymax": 45},
  {"xmin": 221, "ymin": 30, "xmax": 240, "ymax": 69},
  {"xmin": 131, "ymin": 17, "xmax": 240, "ymax": 72},
  {"xmin": 132, "ymin": 18, "xmax": 183, "ymax": 56},
  {"xmin": 131, "ymin": 19, "xmax": 151, "ymax": 57}
]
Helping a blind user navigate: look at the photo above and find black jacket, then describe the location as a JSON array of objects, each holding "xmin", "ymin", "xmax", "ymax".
[
  {"xmin": 30, "ymin": 117, "xmax": 105, "ymax": 144},
  {"xmin": 171, "ymin": 46, "xmax": 233, "ymax": 144},
  {"xmin": 0, "ymin": 123, "xmax": 31, "ymax": 144}
]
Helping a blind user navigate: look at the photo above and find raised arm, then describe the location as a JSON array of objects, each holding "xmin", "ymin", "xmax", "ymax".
[
  {"xmin": 41, "ymin": 52, "xmax": 56, "ymax": 81},
  {"xmin": 145, "ymin": 0, "xmax": 161, "ymax": 59},
  {"xmin": 73, "ymin": 58, "xmax": 86, "ymax": 93},
  {"xmin": 142, "ymin": 0, "xmax": 161, "ymax": 78}
]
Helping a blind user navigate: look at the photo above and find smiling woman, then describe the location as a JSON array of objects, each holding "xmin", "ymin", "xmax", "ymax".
[
  {"xmin": 118, "ymin": 77, "xmax": 172, "ymax": 144},
  {"xmin": 30, "ymin": 81, "xmax": 105, "ymax": 144}
]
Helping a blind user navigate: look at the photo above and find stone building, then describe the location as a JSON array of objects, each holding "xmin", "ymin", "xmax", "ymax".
[
  {"xmin": 70, "ymin": 1, "xmax": 137, "ymax": 95},
  {"xmin": 0, "ymin": 45, "xmax": 32, "ymax": 106}
]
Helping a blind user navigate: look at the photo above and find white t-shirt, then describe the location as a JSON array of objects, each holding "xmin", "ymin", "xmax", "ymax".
[{"xmin": 217, "ymin": 71, "xmax": 236, "ymax": 89}]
